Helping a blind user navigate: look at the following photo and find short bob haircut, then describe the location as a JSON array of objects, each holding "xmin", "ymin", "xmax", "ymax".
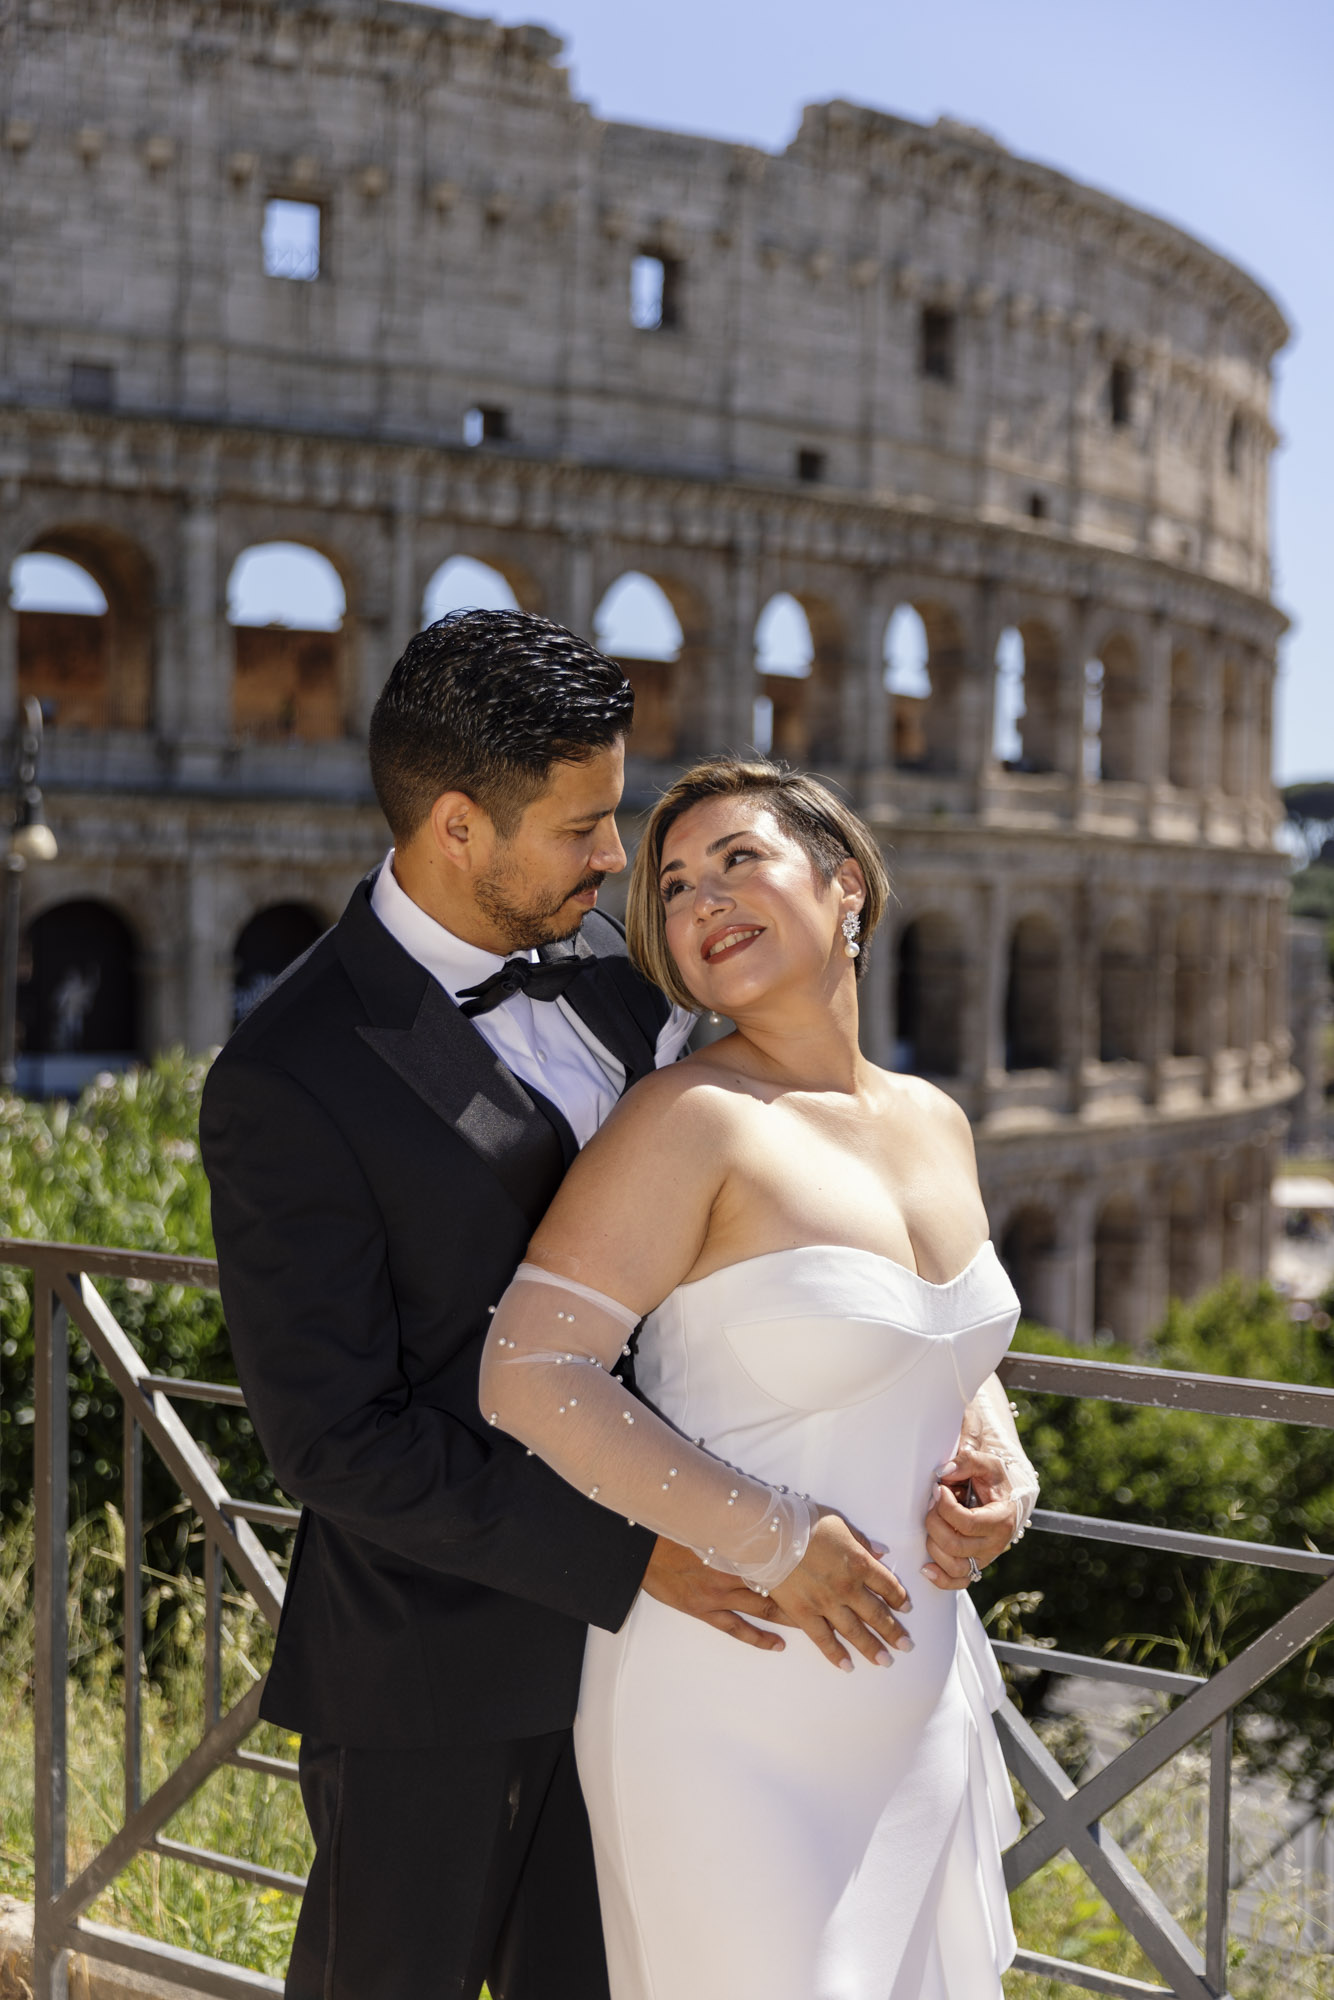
[{"xmin": 626, "ymin": 759, "xmax": 892, "ymax": 1013}]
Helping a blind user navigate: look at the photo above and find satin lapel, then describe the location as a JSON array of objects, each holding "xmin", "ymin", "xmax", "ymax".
[
  {"xmin": 334, "ymin": 882, "xmax": 566, "ymax": 1231},
  {"xmin": 556, "ymin": 930, "xmax": 659, "ymax": 1090},
  {"xmin": 357, "ymin": 982, "xmax": 566, "ymax": 1233}
]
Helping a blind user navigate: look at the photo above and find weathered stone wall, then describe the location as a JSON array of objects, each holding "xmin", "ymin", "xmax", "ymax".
[{"xmin": 0, "ymin": 0, "xmax": 1299, "ymax": 1338}]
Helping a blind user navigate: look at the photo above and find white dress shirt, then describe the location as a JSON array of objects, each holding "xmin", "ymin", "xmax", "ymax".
[{"xmin": 370, "ymin": 856, "xmax": 695, "ymax": 1149}]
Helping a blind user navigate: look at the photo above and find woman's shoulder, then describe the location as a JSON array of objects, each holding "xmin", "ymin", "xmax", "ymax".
[
  {"xmin": 603, "ymin": 1045, "xmax": 754, "ymax": 1143},
  {"xmin": 874, "ymin": 1069, "xmax": 976, "ymax": 1152}
]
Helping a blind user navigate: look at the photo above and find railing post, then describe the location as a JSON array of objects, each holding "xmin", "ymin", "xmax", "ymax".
[
  {"xmin": 123, "ymin": 1407, "xmax": 142, "ymax": 1817},
  {"xmin": 204, "ymin": 1535, "xmax": 222, "ymax": 1728},
  {"xmin": 1206, "ymin": 1711, "xmax": 1233, "ymax": 1993},
  {"xmin": 32, "ymin": 1274, "xmax": 70, "ymax": 2000}
]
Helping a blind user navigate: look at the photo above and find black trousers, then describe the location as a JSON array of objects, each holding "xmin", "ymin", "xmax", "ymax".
[{"xmin": 285, "ymin": 1729, "xmax": 612, "ymax": 2000}]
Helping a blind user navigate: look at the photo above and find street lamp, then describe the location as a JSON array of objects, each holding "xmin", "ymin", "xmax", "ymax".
[{"xmin": 1, "ymin": 696, "xmax": 59, "ymax": 1090}]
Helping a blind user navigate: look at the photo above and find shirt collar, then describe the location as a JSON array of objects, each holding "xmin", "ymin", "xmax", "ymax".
[{"xmin": 369, "ymin": 852, "xmax": 536, "ymax": 1002}]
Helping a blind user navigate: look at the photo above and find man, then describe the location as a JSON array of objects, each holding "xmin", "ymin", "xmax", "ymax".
[{"xmin": 202, "ymin": 609, "xmax": 1021, "ymax": 1999}]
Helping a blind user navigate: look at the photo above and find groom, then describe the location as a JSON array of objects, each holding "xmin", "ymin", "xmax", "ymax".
[
  {"xmin": 201, "ymin": 611, "xmax": 787, "ymax": 2000},
  {"xmin": 202, "ymin": 608, "xmax": 1022, "ymax": 2000}
]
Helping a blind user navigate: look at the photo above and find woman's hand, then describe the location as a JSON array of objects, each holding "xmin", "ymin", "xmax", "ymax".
[
  {"xmin": 922, "ymin": 1443, "xmax": 1023, "ymax": 1589},
  {"xmin": 769, "ymin": 1509, "xmax": 912, "ymax": 1671}
]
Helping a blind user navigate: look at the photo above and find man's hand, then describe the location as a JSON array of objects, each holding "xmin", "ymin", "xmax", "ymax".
[
  {"xmin": 922, "ymin": 1443, "xmax": 1020, "ymax": 1590},
  {"xmin": 641, "ymin": 1537, "xmax": 789, "ymax": 1651}
]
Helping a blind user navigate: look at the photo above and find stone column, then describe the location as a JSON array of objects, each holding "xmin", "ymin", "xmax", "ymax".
[
  {"xmin": 176, "ymin": 485, "xmax": 228, "ymax": 775},
  {"xmin": 562, "ymin": 535, "xmax": 595, "ymax": 639},
  {"xmin": 977, "ymin": 877, "xmax": 1009, "ymax": 1105},
  {"xmin": 184, "ymin": 853, "xmax": 232, "ymax": 1052},
  {"xmin": 957, "ymin": 577, "xmax": 1000, "ymax": 792},
  {"xmin": 1147, "ymin": 889, "xmax": 1177, "ymax": 1101},
  {"xmin": 1196, "ymin": 640, "xmax": 1224, "ymax": 802},
  {"xmin": 1202, "ymin": 889, "xmax": 1228, "ymax": 1097},
  {"xmin": 1068, "ymin": 879, "xmax": 1097, "ymax": 1110},
  {"xmin": 1138, "ymin": 615, "xmax": 1172, "ymax": 791},
  {"xmin": 709, "ymin": 534, "xmax": 759, "ymax": 755},
  {"xmin": 389, "ymin": 472, "xmax": 419, "ymax": 658},
  {"xmin": 0, "ymin": 589, "xmax": 16, "ymax": 723},
  {"xmin": 1065, "ymin": 1180, "xmax": 1099, "ymax": 1342},
  {"xmin": 853, "ymin": 575, "xmax": 892, "ymax": 807}
]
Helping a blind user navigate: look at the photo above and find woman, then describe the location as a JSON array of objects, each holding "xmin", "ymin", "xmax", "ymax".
[{"xmin": 480, "ymin": 760, "xmax": 1038, "ymax": 1999}]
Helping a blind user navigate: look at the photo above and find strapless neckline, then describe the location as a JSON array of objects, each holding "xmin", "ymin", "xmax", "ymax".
[{"xmin": 676, "ymin": 1238, "xmax": 996, "ymax": 1297}]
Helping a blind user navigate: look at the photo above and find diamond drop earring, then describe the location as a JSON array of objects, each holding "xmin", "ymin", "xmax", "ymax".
[{"xmin": 841, "ymin": 911, "xmax": 861, "ymax": 959}]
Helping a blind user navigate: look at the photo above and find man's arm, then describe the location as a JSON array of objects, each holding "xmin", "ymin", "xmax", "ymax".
[{"xmin": 201, "ymin": 1053, "xmax": 653, "ymax": 1631}]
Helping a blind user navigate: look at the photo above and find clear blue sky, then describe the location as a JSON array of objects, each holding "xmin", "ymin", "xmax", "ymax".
[{"xmin": 461, "ymin": 0, "xmax": 1331, "ymax": 784}]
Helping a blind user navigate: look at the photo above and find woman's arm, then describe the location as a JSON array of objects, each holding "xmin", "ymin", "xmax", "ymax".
[
  {"xmin": 479, "ymin": 1072, "xmax": 914, "ymax": 1668},
  {"xmin": 922, "ymin": 1376, "xmax": 1040, "ymax": 1590}
]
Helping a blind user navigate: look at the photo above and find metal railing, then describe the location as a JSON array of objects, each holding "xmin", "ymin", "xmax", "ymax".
[{"xmin": 7, "ymin": 1232, "xmax": 1334, "ymax": 2000}]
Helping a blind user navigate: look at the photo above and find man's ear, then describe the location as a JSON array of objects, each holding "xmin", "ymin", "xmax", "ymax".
[{"xmin": 426, "ymin": 790, "xmax": 497, "ymax": 875}]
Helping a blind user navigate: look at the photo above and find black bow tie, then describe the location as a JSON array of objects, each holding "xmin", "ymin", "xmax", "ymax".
[{"xmin": 456, "ymin": 955, "xmax": 588, "ymax": 1019}]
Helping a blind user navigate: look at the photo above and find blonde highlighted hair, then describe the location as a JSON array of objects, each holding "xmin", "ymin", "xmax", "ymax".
[{"xmin": 626, "ymin": 759, "xmax": 891, "ymax": 1013}]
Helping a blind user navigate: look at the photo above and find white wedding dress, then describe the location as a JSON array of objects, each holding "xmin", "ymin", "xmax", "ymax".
[
  {"xmin": 481, "ymin": 1239, "xmax": 1023, "ymax": 1998},
  {"xmin": 572, "ymin": 1243, "xmax": 1022, "ymax": 2000}
]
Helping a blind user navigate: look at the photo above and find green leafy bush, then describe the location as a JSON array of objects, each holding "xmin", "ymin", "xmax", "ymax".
[
  {"xmin": 0, "ymin": 1055, "xmax": 283, "ymax": 1570},
  {"xmin": 988, "ymin": 1278, "xmax": 1334, "ymax": 1798}
]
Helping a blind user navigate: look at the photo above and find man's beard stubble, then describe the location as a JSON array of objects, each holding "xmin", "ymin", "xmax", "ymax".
[{"xmin": 474, "ymin": 863, "xmax": 607, "ymax": 951}]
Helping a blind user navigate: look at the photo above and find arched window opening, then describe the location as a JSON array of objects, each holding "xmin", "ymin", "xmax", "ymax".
[
  {"xmin": 233, "ymin": 904, "xmax": 326, "ymax": 1026},
  {"xmin": 12, "ymin": 533, "xmax": 153, "ymax": 731},
  {"xmin": 894, "ymin": 915, "xmax": 963, "ymax": 1078},
  {"xmin": 1098, "ymin": 920, "xmax": 1145, "ymax": 1063},
  {"xmin": 422, "ymin": 555, "xmax": 519, "ymax": 625},
  {"xmin": 228, "ymin": 542, "xmax": 346, "ymax": 743},
  {"xmin": 1109, "ymin": 360, "xmax": 1134, "ymax": 430},
  {"xmin": 1168, "ymin": 648, "xmax": 1198, "ymax": 789},
  {"xmin": 999, "ymin": 1205, "xmax": 1059, "ymax": 1327},
  {"xmin": 16, "ymin": 900, "xmax": 140, "ymax": 1094},
  {"xmin": 1220, "ymin": 660, "xmax": 1245, "ymax": 796},
  {"xmin": 1226, "ymin": 413, "xmax": 1243, "ymax": 478},
  {"xmin": 595, "ymin": 573, "xmax": 683, "ymax": 760},
  {"xmin": 755, "ymin": 594, "xmax": 814, "ymax": 761},
  {"xmin": 919, "ymin": 307, "xmax": 956, "ymax": 384},
  {"xmin": 1093, "ymin": 1196, "xmax": 1143, "ymax": 1341},
  {"xmin": 1167, "ymin": 1180, "xmax": 1199, "ymax": 1304},
  {"xmin": 1005, "ymin": 915, "xmax": 1061, "ymax": 1072},
  {"xmin": 1008, "ymin": 621, "xmax": 1061, "ymax": 774},
  {"xmin": 885, "ymin": 603, "xmax": 964, "ymax": 773},
  {"xmin": 1090, "ymin": 635, "xmax": 1138, "ymax": 783},
  {"xmin": 1172, "ymin": 916, "xmax": 1207, "ymax": 1059},
  {"xmin": 993, "ymin": 627, "xmax": 1025, "ymax": 767}
]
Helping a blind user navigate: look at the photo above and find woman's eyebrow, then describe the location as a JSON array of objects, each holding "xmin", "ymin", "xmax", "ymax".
[{"xmin": 660, "ymin": 830, "xmax": 750, "ymax": 877}]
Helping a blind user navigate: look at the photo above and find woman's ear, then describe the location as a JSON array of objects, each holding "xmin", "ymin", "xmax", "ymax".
[{"xmin": 834, "ymin": 858, "xmax": 866, "ymax": 912}]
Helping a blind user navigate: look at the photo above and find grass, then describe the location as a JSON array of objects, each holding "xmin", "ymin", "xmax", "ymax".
[{"xmin": 2, "ymin": 1519, "xmax": 1331, "ymax": 1997}]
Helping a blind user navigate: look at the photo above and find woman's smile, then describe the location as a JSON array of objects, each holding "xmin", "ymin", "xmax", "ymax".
[{"xmin": 701, "ymin": 923, "xmax": 766, "ymax": 963}]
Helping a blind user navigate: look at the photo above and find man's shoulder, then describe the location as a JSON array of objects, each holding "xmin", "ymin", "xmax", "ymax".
[
  {"xmin": 577, "ymin": 908, "xmax": 672, "ymax": 1029},
  {"xmin": 213, "ymin": 927, "xmax": 355, "ymax": 1077}
]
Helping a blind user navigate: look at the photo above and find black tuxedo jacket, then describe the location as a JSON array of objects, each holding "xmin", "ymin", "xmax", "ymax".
[{"xmin": 200, "ymin": 875, "xmax": 666, "ymax": 1747}]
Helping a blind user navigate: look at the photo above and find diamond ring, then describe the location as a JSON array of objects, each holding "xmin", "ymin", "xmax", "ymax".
[{"xmin": 966, "ymin": 1556, "xmax": 982, "ymax": 1584}]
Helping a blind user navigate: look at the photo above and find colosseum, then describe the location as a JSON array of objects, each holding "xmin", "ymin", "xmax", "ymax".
[{"xmin": 0, "ymin": 0, "xmax": 1298, "ymax": 1341}]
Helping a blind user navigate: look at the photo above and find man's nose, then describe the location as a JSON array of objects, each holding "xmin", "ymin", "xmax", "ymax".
[{"xmin": 594, "ymin": 821, "xmax": 628, "ymax": 873}]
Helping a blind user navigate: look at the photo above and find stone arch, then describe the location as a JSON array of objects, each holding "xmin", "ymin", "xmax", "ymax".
[
  {"xmin": 595, "ymin": 570, "xmax": 684, "ymax": 760},
  {"xmin": 1172, "ymin": 911, "xmax": 1207, "ymax": 1058},
  {"xmin": 1220, "ymin": 657, "xmax": 1245, "ymax": 796},
  {"xmin": 1168, "ymin": 646, "xmax": 1200, "ymax": 789},
  {"xmin": 13, "ymin": 524, "xmax": 156, "ymax": 731},
  {"xmin": 17, "ymin": 898, "xmax": 142, "ymax": 1085},
  {"xmin": 1098, "ymin": 914, "xmax": 1147, "ymax": 1063},
  {"xmin": 422, "ymin": 553, "xmax": 521, "ymax": 624},
  {"xmin": 999, "ymin": 1203, "xmax": 1060, "ymax": 1328},
  {"xmin": 1005, "ymin": 911, "xmax": 1062, "ymax": 1071},
  {"xmin": 754, "ymin": 592, "xmax": 816, "ymax": 761},
  {"xmin": 1086, "ymin": 632, "xmax": 1139, "ymax": 783},
  {"xmin": 894, "ymin": 912, "xmax": 963, "ymax": 1077},
  {"xmin": 884, "ymin": 599, "xmax": 966, "ymax": 773},
  {"xmin": 1093, "ymin": 1193, "xmax": 1145, "ymax": 1341},
  {"xmin": 995, "ymin": 617, "xmax": 1063, "ymax": 774},
  {"xmin": 233, "ymin": 902, "xmax": 328, "ymax": 1027},
  {"xmin": 227, "ymin": 540, "xmax": 351, "ymax": 742},
  {"xmin": 1167, "ymin": 1176, "xmax": 1200, "ymax": 1303}
]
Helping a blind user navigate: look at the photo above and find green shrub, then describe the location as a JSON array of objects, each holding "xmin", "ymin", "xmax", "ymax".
[{"xmin": 0, "ymin": 1055, "xmax": 283, "ymax": 1593}]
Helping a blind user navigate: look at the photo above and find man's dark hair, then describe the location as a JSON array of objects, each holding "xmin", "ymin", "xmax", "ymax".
[{"xmin": 368, "ymin": 609, "xmax": 635, "ymax": 840}]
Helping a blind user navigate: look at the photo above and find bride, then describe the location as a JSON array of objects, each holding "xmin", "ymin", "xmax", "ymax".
[{"xmin": 480, "ymin": 759, "xmax": 1039, "ymax": 2000}]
